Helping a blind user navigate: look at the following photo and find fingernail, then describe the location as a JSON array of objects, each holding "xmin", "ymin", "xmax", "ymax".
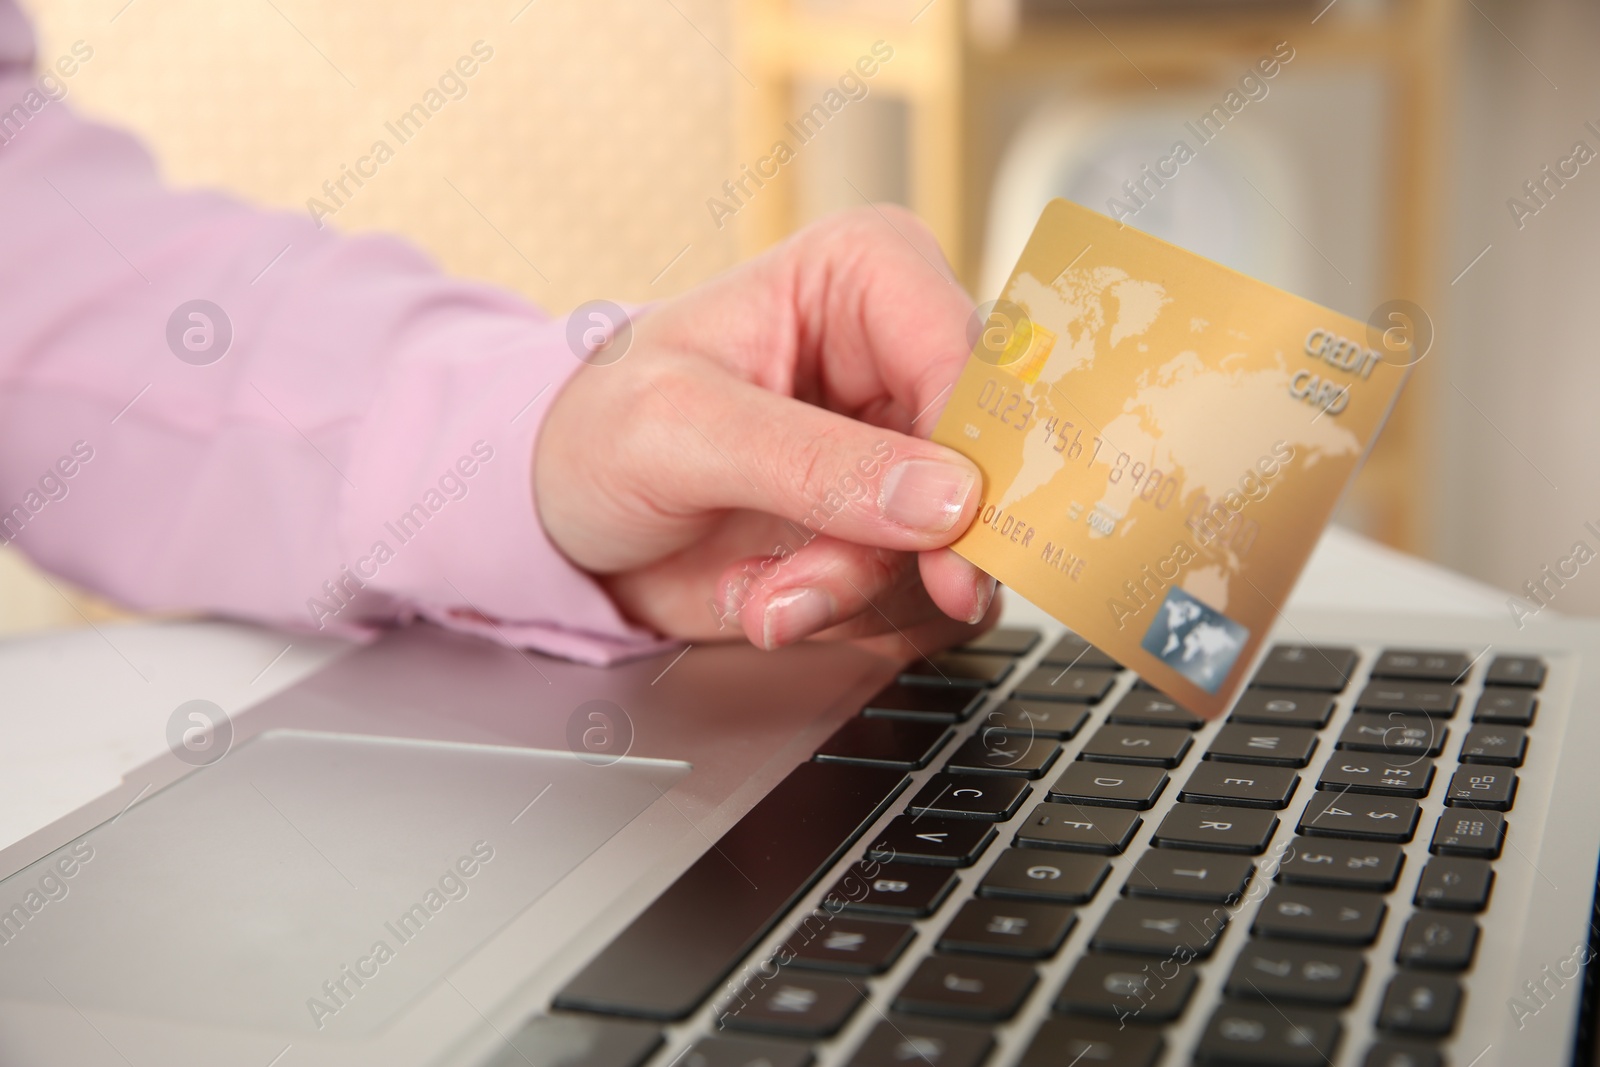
[
  {"xmin": 969, "ymin": 573, "xmax": 997, "ymax": 624},
  {"xmin": 761, "ymin": 587, "xmax": 834, "ymax": 650},
  {"xmin": 879, "ymin": 459, "xmax": 976, "ymax": 533}
]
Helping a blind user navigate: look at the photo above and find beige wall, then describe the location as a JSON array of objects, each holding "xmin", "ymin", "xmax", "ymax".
[
  {"xmin": 27, "ymin": 0, "xmax": 738, "ymax": 307},
  {"xmin": 4, "ymin": 0, "xmax": 740, "ymax": 633}
]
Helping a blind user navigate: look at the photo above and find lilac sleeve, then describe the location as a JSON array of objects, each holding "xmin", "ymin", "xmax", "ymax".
[{"xmin": 0, "ymin": 5, "xmax": 670, "ymax": 664}]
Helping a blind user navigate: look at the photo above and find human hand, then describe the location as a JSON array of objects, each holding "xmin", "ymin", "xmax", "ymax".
[{"xmin": 535, "ymin": 206, "xmax": 997, "ymax": 657}]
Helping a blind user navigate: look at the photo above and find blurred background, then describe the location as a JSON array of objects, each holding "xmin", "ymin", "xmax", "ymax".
[{"xmin": 3, "ymin": 0, "xmax": 1595, "ymax": 635}]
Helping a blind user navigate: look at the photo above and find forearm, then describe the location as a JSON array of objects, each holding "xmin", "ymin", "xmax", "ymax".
[{"xmin": 0, "ymin": 57, "xmax": 665, "ymax": 663}]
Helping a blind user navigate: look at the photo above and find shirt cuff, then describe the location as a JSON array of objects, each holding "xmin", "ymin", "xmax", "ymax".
[{"xmin": 337, "ymin": 297, "xmax": 675, "ymax": 666}]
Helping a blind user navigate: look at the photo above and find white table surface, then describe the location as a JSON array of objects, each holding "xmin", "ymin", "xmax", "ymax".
[{"xmin": 0, "ymin": 525, "xmax": 1512, "ymax": 854}]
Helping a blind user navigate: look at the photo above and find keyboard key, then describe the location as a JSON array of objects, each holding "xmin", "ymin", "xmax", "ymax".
[
  {"xmin": 1054, "ymin": 952, "xmax": 1197, "ymax": 1023},
  {"xmin": 960, "ymin": 626, "xmax": 1042, "ymax": 657},
  {"xmin": 1363, "ymin": 1040, "xmax": 1444, "ymax": 1067},
  {"xmin": 1249, "ymin": 644, "xmax": 1358, "ymax": 691},
  {"xmin": 1179, "ymin": 762, "xmax": 1298, "ymax": 809},
  {"xmin": 1091, "ymin": 899, "xmax": 1229, "ymax": 958},
  {"xmin": 1396, "ymin": 913, "xmax": 1478, "ymax": 971},
  {"xmin": 901, "ymin": 652, "xmax": 1015, "ymax": 689},
  {"xmin": 1014, "ymin": 666, "xmax": 1118, "ymax": 704},
  {"xmin": 1376, "ymin": 972, "xmax": 1461, "ymax": 1037},
  {"xmin": 1152, "ymin": 804, "xmax": 1279, "ymax": 854},
  {"xmin": 944, "ymin": 734, "xmax": 1060, "ymax": 779},
  {"xmin": 721, "ymin": 972, "xmax": 863, "ymax": 1037},
  {"xmin": 894, "ymin": 957, "xmax": 1037, "ymax": 1021},
  {"xmin": 681, "ymin": 1035, "xmax": 813, "ymax": 1067},
  {"xmin": 868, "ymin": 815, "xmax": 996, "ymax": 866},
  {"xmin": 828, "ymin": 862, "xmax": 956, "ymax": 918},
  {"xmin": 1459, "ymin": 724, "xmax": 1527, "ymax": 766},
  {"xmin": 1230, "ymin": 689, "xmax": 1335, "ymax": 729},
  {"xmin": 980, "ymin": 701, "xmax": 1090, "ymax": 739},
  {"xmin": 1414, "ymin": 857, "xmax": 1494, "ymax": 911},
  {"xmin": 815, "ymin": 718, "xmax": 952, "ymax": 769},
  {"xmin": 980, "ymin": 848, "xmax": 1110, "ymax": 905},
  {"xmin": 1473, "ymin": 688, "xmax": 1538, "ymax": 726},
  {"xmin": 1371, "ymin": 649, "xmax": 1472, "ymax": 683},
  {"xmin": 1485, "ymin": 654, "xmax": 1546, "ymax": 688},
  {"xmin": 1124, "ymin": 850, "xmax": 1254, "ymax": 904},
  {"xmin": 1337, "ymin": 714, "xmax": 1447, "ymax": 757},
  {"xmin": 937, "ymin": 898, "xmax": 1077, "ymax": 959},
  {"xmin": 1252, "ymin": 886, "xmax": 1386, "ymax": 944},
  {"xmin": 554, "ymin": 761, "xmax": 905, "ymax": 1020},
  {"xmin": 1224, "ymin": 942, "xmax": 1366, "ymax": 1006},
  {"xmin": 1106, "ymin": 691, "xmax": 1204, "ymax": 729},
  {"xmin": 1276, "ymin": 839, "xmax": 1404, "ymax": 892},
  {"xmin": 1020, "ymin": 1017, "xmax": 1163, "ymax": 1067},
  {"xmin": 784, "ymin": 917, "xmax": 913, "ymax": 974},
  {"xmin": 1444, "ymin": 766, "xmax": 1517, "ymax": 810},
  {"xmin": 846, "ymin": 1019, "xmax": 994, "ymax": 1067},
  {"xmin": 1317, "ymin": 758, "xmax": 1434, "ymax": 799},
  {"xmin": 485, "ymin": 1017, "xmax": 662, "ymax": 1067},
  {"xmin": 1298, "ymin": 791, "xmax": 1419, "ymax": 843},
  {"xmin": 908, "ymin": 774, "xmax": 1030, "ymax": 820},
  {"xmin": 1079, "ymin": 725, "xmax": 1193, "ymax": 767},
  {"xmin": 863, "ymin": 682, "xmax": 983, "ymax": 723},
  {"xmin": 1205, "ymin": 724, "xmax": 1317, "ymax": 767},
  {"xmin": 1430, "ymin": 810, "xmax": 1505, "ymax": 859},
  {"xmin": 1015, "ymin": 803, "xmax": 1141, "ymax": 854},
  {"xmin": 1048, "ymin": 763, "xmax": 1168, "ymax": 809},
  {"xmin": 1195, "ymin": 1002, "xmax": 1341, "ymax": 1066},
  {"xmin": 1041, "ymin": 634, "xmax": 1121, "ymax": 670},
  {"xmin": 1354, "ymin": 681, "xmax": 1459, "ymax": 718}
]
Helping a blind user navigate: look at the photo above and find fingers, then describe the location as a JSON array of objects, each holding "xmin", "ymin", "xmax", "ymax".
[
  {"xmin": 848, "ymin": 596, "xmax": 1003, "ymax": 663},
  {"xmin": 919, "ymin": 547, "xmax": 998, "ymax": 625},
  {"xmin": 635, "ymin": 359, "xmax": 982, "ymax": 553},
  {"xmin": 783, "ymin": 205, "xmax": 976, "ymax": 433},
  {"xmin": 640, "ymin": 203, "xmax": 975, "ymax": 438},
  {"xmin": 592, "ymin": 506, "xmax": 996, "ymax": 646},
  {"xmin": 718, "ymin": 536, "xmax": 995, "ymax": 650},
  {"xmin": 721, "ymin": 537, "xmax": 918, "ymax": 650}
]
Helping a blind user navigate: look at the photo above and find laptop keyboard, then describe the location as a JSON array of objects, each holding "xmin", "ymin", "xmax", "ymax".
[{"xmin": 518, "ymin": 629, "xmax": 1549, "ymax": 1067}]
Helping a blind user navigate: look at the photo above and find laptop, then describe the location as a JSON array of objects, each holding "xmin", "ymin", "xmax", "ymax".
[{"xmin": 0, "ymin": 595, "xmax": 1597, "ymax": 1067}]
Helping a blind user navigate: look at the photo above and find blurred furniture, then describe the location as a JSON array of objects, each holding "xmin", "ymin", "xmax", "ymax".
[{"xmin": 732, "ymin": 0, "xmax": 1457, "ymax": 553}]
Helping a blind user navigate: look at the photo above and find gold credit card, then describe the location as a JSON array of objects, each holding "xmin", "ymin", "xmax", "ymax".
[{"xmin": 934, "ymin": 199, "xmax": 1411, "ymax": 717}]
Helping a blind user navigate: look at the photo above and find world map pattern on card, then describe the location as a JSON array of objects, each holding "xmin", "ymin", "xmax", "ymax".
[{"xmin": 934, "ymin": 200, "xmax": 1410, "ymax": 715}]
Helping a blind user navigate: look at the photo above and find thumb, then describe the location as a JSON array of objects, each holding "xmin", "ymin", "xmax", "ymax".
[{"xmin": 637, "ymin": 358, "xmax": 982, "ymax": 551}]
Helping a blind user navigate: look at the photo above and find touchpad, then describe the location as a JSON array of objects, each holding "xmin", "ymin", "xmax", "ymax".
[{"xmin": 0, "ymin": 731, "xmax": 688, "ymax": 1035}]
